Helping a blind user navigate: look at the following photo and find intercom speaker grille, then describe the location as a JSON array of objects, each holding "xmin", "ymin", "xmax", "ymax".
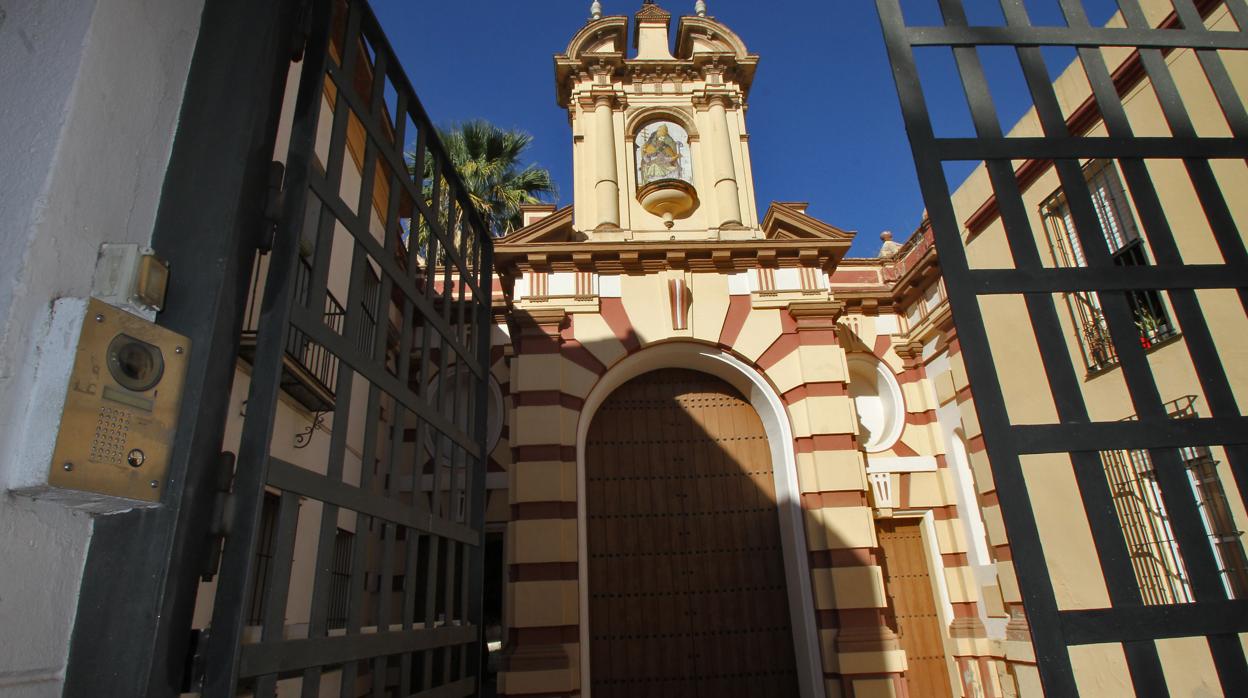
[{"xmin": 90, "ymin": 406, "xmax": 131, "ymax": 465}]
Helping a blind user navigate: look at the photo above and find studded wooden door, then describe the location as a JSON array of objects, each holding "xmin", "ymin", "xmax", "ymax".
[
  {"xmin": 877, "ymin": 519, "xmax": 953, "ymax": 698},
  {"xmin": 585, "ymin": 368, "xmax": 798, "ymax": 697}
]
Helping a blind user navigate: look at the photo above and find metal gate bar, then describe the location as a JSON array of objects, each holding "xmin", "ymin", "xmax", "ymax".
[
  {"xmin": 201, "ymin": 0, "xmax": 493, "ymax": 694},
  {"xmin": 876, "ymin": 0, "xmax": 1248, "ymax": 694}
]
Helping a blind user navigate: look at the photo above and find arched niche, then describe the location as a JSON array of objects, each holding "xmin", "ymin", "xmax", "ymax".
[
  {"xmin": 847, "ymin": 354, "xmax": 906, "ymax": 452},
  {"xmin": 574, "ymin": 342, "xmax": 822, "ymax": 698}
]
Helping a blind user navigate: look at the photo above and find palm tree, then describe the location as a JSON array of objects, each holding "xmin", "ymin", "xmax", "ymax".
[{"xmin": 411, "ymin": 120, "xmax": 556, "ymax": 239}]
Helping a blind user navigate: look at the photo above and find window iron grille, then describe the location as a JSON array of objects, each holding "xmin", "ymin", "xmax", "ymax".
[
  {"xmin": 246, "ymin": 493, "xmax": 282, "ymax": 627},
  {"xmin": 327, "ymin": 529, "xmax": 354, "ymax": 630},
  {"xmin": 1101, "ymin": 444, "xmax": 1248, "ymax": 605},
  {"xmin": 875, "ymin": 0, "xmax": 1248, "ymax": 693},
  {"xmin": 1042, "ymin": 160, "xmax": 1177, "ymax": 372},
  {"xmin": 239, "ymin": 253, "xmax": 344, "ymax": 412}
]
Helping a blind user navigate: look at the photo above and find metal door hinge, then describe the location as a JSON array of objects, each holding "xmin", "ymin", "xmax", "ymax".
[
  {"xmin": 258, "ymin": 161, "xmax": 286, "ymax": 253},
  {"xmin": 201, "ymin": 451, "xmax": 237, "ymax": 581}
]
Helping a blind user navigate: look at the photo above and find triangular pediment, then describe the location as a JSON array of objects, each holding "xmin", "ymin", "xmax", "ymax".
[
  {"xmin": 635, "ymin": 2, "xmax": 671, "ymax": 20},
  {"xmin": 762, "ymin": 201, "xmax": 857, "ymax": 242},
  {"xmin": 497, "ymin": 205, "xmax": 581, "ymax": 246}
]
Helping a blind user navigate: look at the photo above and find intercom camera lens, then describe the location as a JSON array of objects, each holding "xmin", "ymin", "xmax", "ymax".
[{"xmin": 107, "ymin": 334, "xmax": 165, "ymax": 392}]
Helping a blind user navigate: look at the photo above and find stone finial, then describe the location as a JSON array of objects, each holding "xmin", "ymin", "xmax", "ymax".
[
  {"xmin": 591, "ymin": 0, "xmax": 602, "ymax": 19},
  {"xmin": 879, "ymin": 230, "xmax": 902, "ymax": 257},
  {"xmin": 695, "ymin": 0, "xmax": 707, "ymax": 16}
]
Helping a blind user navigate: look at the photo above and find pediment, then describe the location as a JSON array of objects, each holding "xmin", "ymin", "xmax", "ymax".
[
  {"xmin": 497, "ymin": 206, "xmax": 581, "ymax": 246},
  {"xmin": 635, "ymin": 3, "xmax": 672, "ymax": 21},
  {"xmin": 762, "ymin": 202, "xmax": 857, "ymax": 243},
  {"xmin": 561, "ymin": 17, "xmax": 628, "ymax": 61},
  {"xmin": 675, "ymin": 16, "xmax": 752, "ymax": 60}
]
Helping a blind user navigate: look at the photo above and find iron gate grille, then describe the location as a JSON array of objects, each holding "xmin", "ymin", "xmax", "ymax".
[
  {"xmin": 199, "ymin": 0, "xmax": 494, "ymax": 694},
  {"xmin": 875, "ymin": 0, "xmax": 1248, "ymax": 695}
]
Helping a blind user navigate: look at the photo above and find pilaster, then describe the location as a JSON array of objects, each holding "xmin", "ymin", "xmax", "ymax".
[
  {"xmin": 692, "ymin": 86, "xmax": 743, "ymax": 229},
  {"xmin": 500, "ymin": 308, "xmax": 581, "ymax": 697}
]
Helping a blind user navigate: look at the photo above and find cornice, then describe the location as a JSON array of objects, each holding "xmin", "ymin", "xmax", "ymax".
[
  {"xmin": 827, "ymin": 290, "xmax": 897, "ymax": 316},
  {"xmin": 788, "ymin": 299, "xmax": 847, "ymax": 327},
  {"xmin": 495, "ymin": 238, "xmax": 851, "ymax": 276},
  {"xmin": 575, "ymin": 87, "xmax": 628, "ymax": 111},
  {"xmin": 690, "ymin": 88, "xmax": 739, "ymax": 110}
]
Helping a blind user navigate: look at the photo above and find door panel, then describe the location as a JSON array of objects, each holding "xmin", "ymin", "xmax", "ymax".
[
  {"xmin": 878, "ymin": 518, "xmax": 953, "ymax": 698},
  {"xmin": 586, "ymin": 369, "xmax": 798, "ymax": 698}
]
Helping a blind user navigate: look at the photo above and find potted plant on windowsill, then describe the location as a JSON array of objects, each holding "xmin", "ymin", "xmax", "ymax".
[{"xmin": 1135, "ymin": 308, "xmax": 1162, "ymax": 350}]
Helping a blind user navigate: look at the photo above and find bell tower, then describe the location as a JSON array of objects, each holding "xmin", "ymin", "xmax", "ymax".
[
  {"xmin": 496, "ymin": 6, "xmax": 857, "ymax": 697},
  {"xmin": 555, "ymin": 1, "xmax": 760, "ymax": 240}
]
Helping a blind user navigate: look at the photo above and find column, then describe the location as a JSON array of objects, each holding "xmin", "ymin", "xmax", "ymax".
[
  {"xmin": 592, "ymin": 95, "xmax": 620, "ymax": 230},
  {"xmin": 707, "ymin": 94, "xmax": 743, "ymax": 228}
]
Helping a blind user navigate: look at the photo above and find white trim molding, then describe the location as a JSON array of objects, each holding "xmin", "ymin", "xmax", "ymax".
[{"xmin": 574, "ymin": 342, "xmax": 822, "ymax": 698}]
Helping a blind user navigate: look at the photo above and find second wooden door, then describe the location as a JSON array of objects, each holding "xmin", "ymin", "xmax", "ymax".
[{"xmin": 878, "ymin": 518, "xmax": 954, "ymax": 698}]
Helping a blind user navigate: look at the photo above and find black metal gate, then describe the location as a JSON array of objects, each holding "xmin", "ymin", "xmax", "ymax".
[
  {"xmin": 196, "ymin": 0, "xmax": 494, "ymax": 694},
  {"xmin": 876, "ymin": 0, "xmax": 1248, "ymax": 695}
]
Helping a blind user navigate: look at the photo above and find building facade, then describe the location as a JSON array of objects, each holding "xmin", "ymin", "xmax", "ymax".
[
  {"xmin": 493, "ymin": 5, "xmax": 1024, "ymax": 697},
  {"xmin": 488, "ymin": 2, "xmax": 1248, "ymax": 697},
  {"xmin": 3, "ymin": 0, "xmax": 1244, "ymax": 696}
]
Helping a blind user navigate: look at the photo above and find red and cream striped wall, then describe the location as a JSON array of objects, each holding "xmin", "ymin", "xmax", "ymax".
[{"xmin": 490, "ymin": 263, "xmax": 1038, "ymax": 698}]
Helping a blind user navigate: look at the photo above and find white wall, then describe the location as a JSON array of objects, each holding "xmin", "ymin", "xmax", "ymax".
[{"xmin": 0, "ymin": 0, "xmax": 204, "ymax": 693}]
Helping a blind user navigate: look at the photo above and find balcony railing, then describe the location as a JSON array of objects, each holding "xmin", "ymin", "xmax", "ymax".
[
  {"xmin": 1075, "ymin": 296, "xmax": 1177, "ymax": 374},
  {"xmin": 239, "ymin": 254, "xmax": 343, "ymax": 412}
]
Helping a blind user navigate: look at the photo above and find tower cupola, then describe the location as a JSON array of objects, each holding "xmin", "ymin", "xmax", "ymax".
[{"xmin": 555, "ymin": 1, "xmax": 760, "ymax": 241}]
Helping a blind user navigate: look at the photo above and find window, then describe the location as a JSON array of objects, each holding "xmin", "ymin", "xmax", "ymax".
[
  {"xmin": 1041, "ymin": 160, "xmax": 1176, "ymax": 372},
  {"xmin": 327, "ymin": 528, "xmax": 354, "ymax": 629},
  {"xmin": 246, "ymin": 492, "xmax": 281, "ymax": 626},
  {"xmin": 1183, "ymin": 445, "xmax": 1248, "ymax": 599},
  {"xmin": 1101, "ymin": 445, "xmax": 1248, "ymax": 604}
]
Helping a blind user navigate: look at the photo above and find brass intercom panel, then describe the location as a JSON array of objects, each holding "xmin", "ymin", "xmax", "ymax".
[{"xmin": 48, "ymin": 298, "xmax": 190, "ymax": 502}]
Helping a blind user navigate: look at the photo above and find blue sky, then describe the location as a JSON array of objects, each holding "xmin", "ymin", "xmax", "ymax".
[{"xmin": 371, "ymin": 0, "xmax": 1118, "ymax": 256}]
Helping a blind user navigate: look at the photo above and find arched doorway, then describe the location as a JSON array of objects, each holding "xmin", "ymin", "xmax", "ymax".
[{"xmin": 584, "ymin": 368, "xmax": 799, "ymax": 697}]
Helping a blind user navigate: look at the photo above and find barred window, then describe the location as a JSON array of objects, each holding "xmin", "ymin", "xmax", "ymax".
[
  {"xmin": 1041, "ymin": 160, "xmax": 1176, "ymax": 372},
  {"xmin": 327, "ymin": 528, "xmax": 354, "ymax": 629},
  {"xmin": 246, "ymin": 492, "xmax": 281, "ymax": 626},
  {"xmin": 1102, "ymin": 445, "xmax": 1248, "ymax": 604}
]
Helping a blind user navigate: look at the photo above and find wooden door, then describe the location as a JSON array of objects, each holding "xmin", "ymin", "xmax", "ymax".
[
  {"xmin": 585, "ymin": 369, "xmax": 799, "ymax": 698},
  {"xmin": 878, "ymin": 519, "xmax": 953, "ymax": 698}
]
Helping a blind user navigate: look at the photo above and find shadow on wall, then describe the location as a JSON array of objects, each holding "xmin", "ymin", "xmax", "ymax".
[
  {"xmin": 581, "ymin": 367, "xmax": 801, "ymax": 697},
  {"xmin": 504, "ymin": 316, "xmax": 898, "ymax": 698}
]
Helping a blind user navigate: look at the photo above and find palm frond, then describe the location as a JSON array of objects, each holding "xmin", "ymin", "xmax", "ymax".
[{"xmin": 413, "ymin": 119, "xmax": 556, "ymax": 237}]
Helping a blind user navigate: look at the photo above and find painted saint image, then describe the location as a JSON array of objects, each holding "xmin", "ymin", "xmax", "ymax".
[{"xmin": 635, "ymin": 121, "xmax": 692, "ymax": 186}]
